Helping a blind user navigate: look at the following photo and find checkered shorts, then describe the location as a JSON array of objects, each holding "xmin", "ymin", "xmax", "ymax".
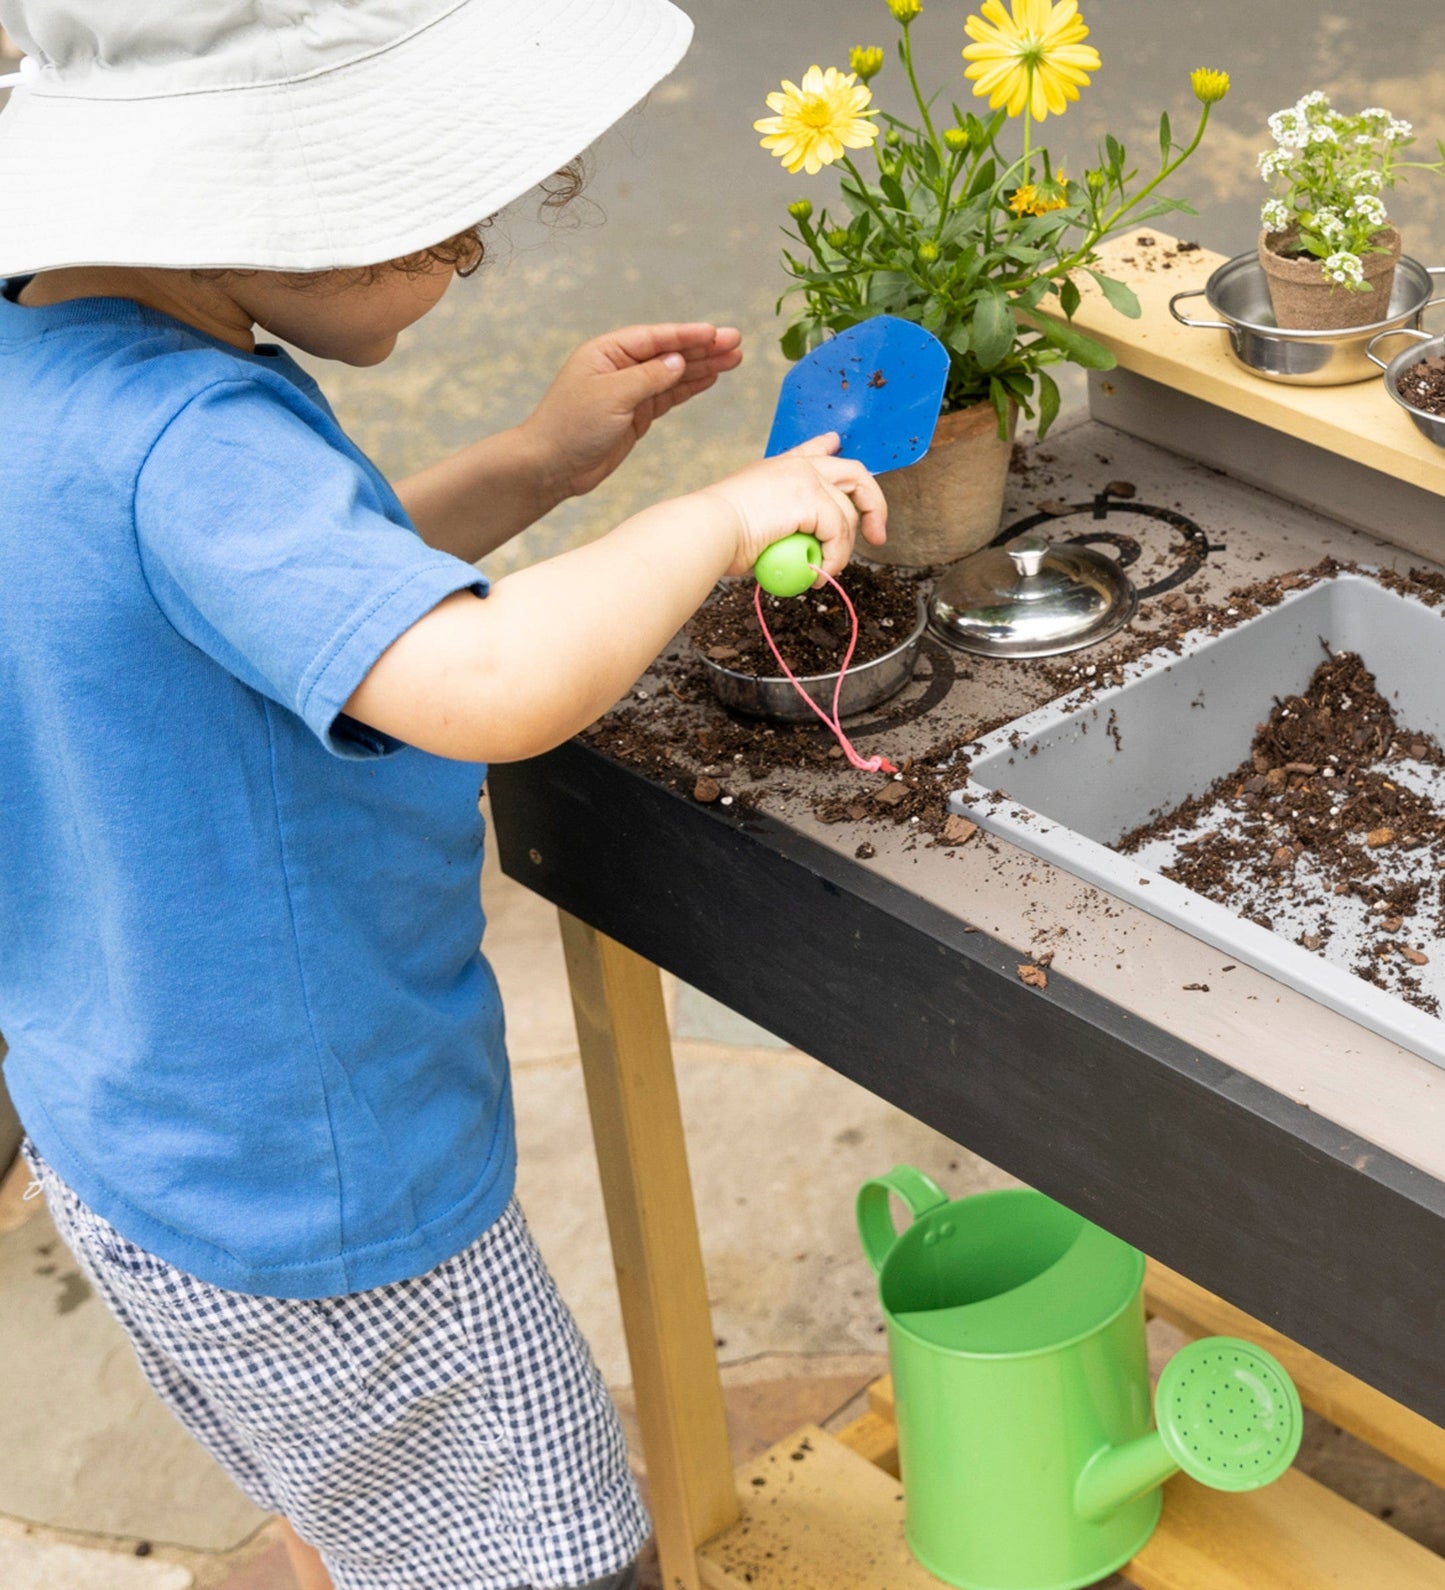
[{"xmin": 26, "ymin": 1145, "xmax": 649, "ymax": 1590}]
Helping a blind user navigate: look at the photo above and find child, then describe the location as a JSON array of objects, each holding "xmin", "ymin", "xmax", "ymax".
[{"xmin": 0, "ymin": 2, "xmax": 886, "ymax": 1588}]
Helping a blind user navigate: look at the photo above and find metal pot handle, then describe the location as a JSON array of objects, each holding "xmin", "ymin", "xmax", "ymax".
[
  {"xmin": 1423, "ymin": 265, "xmax": 1445, "ymax": 315},
  {"xmin": 1168, "ymin": 288, "xmax": 1230, "ymax": 332},
  {"xmin": 1367, "ymin": 326, "xmax": 1433, "ymax": 372}
]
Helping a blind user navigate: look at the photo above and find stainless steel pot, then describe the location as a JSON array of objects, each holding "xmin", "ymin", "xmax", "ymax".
[
  {"xmin": 700, "ymin": 592, "xmax": 928, "ymax": 722},
  {"xmin": 1366, "ymin": 326, "xmax": 1445, "ymax": 447},
  {"xmin": 1169, "ymin": 252, "xmax": 1445, "ymax": 385}
]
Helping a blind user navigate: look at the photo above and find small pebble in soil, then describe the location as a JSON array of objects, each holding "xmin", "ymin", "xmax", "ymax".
[
  {"xmin": 856, "ymin": 842, "xmax": 877, "ymax": 860},
  {"xmin": 1017, "ymin": 963, "xmax": 1048, "ymax": 989},
  {"xmin": 692, "ymin": 777, "xmax": 721, "ymax": 804}
]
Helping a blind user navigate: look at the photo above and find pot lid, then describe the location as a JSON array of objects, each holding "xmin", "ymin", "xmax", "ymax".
[{"xmin": 928, "ymin": 535, "xmax": 1137, "ymax": 658}]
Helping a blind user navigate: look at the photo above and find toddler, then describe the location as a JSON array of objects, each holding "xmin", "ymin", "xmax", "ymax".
[{"xmin": 0, "ymin": 2, "xmax": 885, "ymax": 1587}]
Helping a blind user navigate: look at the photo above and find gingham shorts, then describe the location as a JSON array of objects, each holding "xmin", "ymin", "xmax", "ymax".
[{"xmin": 26, "ymin": 1145, "xmax": 649, "ymax": 1590}]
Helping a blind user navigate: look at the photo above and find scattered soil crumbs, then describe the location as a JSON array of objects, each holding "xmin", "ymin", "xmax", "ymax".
[
  {"xmin": 688, "ymin": 563, "xmax": 921, "ymax": 677},
  {"xmin": 1396, "ymin": 356, "xmax": 1445, "ymax": 417},
  {"xmin": 1119, "ymin": 649, "xmax": 1445, "ymax": 1015},
  {"xmin": 585, "ymin": 560, "xmax": 1445, "ymax": 859}
]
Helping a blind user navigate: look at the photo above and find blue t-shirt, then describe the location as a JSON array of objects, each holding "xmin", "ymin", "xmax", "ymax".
[{"xmin": 0, "ymin": 283, "xmax": 517, "ymax": 1298}]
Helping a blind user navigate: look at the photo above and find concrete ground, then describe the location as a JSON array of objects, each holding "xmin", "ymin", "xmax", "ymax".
[{"xmin": 6, "ymin": 1, "xmax": 1445, "ymax": 1585}]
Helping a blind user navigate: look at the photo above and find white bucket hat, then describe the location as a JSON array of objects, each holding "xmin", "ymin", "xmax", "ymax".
[{"xmin": 0, "ymin": 0, "xmax": 693, "ymax": 276}]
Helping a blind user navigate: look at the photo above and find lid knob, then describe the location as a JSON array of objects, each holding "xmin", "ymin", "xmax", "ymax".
[{"xmin": 1008, "ymin": 541, "xmax": 1049, "ymax": 579}]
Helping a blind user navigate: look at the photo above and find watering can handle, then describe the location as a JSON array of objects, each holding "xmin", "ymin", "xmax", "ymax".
[{"xmin": 857, "ymin": 1166, "xmax": 950, "ymax": 1274}]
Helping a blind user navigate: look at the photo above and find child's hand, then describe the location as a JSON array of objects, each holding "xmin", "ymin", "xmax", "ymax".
[
  {"xmin": 524, "ymin": 323, "xmax": 744, "ymax": 498},
  {"xmin": 698, "ymin": 434, "xmax": 888, "ymax": 582}
]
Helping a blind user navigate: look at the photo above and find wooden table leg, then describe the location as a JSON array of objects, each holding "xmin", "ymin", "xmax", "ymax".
[{"xmin": 558, "ymin": 911, "xmax": 738, "ymax": 1590}]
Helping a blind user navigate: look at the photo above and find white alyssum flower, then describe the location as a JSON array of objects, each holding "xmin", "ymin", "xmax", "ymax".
[
  {"xmin": 1386, "ymin": 116, "xmax": 1413, "ymax": 144},
  {"xmin": 1268, "ymin": 108, "xmax": 1306, "ymax": 149},
  {"xmin": 1258, "ymin": 148, "xmax": 1290, "ymax": 180},
  {"xmin": 1307, "ymin": 123, "xmax": 1339, "ymax": 147},
  {"xmin": 1350, "ymin": 194, "xmax": 1388, "ymax": 228},
  {"xmin": 1261, "ymin": 198, "xmax": 1291, "ymax": 231},
  {"xmin": 1313, "ymin": 208, "xmax": 1347, "ymax": 245},
  {"xmin": 1324, "ymin": 251, "xmax": 1365, "ymax": 286},
  {"xmin": 1349, "ymin": 167, "xmax": 1385, "ymax": 191},
  {"xmin": 1361, "ymin": 107, "xmax": 1391, "ymax": 130},
  {"xmin": 1295, "ymin": 90, "xmax": 1329, "ymax": 114}
]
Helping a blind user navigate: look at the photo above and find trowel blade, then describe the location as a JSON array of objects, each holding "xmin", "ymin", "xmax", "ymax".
[{"xmin": 764, "ymin": 314, "xmax": 951, "ymax": 477}]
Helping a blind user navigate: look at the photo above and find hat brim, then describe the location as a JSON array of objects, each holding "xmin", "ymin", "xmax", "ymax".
[{"xmin": 0, "ymin": 0, "xmax": 693, "ymax": 274}]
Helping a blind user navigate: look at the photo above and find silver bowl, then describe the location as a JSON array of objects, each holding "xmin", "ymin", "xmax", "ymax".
[
  {"xmin": 1367, "ymin": 326, "xmax": 1445, "ymax": 447},
  {"xmin": 1170, "ymin": 252, "xmax": 1445, "ymax": 385},
  {"xmin": 700, "ymin": 592, "xmax": 928, "ymax": 722}
]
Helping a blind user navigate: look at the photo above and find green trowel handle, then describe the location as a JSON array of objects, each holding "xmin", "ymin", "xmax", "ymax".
[
  {"xmin": 753, "ymin": 532, "xmax": 823, "ymax": 599},
  {"xmin": 857, "ymin": 1165, "xmax": 950, "ymax": 1275}
]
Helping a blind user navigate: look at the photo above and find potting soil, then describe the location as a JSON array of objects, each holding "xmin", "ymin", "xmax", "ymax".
[{"xmin": 1119, "ymin": 650, "xmax": 1445, "ymax": 1015}]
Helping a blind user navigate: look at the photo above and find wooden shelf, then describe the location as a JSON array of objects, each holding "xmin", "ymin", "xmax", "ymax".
[
  {"xmin": 694, "ymin": 1263, "xmax": 1445, "ymax": 1590},
  {"xmin": 1052, "ymin": 231, "xmax": 1445, "ymax": 497}
]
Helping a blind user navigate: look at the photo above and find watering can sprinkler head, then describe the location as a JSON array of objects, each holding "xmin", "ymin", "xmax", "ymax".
[{"xmin": 1074, "ymin": 1336, "xmax": 1303, "ymax": 1524}]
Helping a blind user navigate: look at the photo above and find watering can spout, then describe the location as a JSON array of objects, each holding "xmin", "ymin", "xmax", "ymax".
[
  {"xmin": 1074, "ymin": 1431, "xmax": 1180, "ymax": 1524},
  {"xmin": 1078, "ymin": 1335, "xmax": 1303, "ymax": 1524}
]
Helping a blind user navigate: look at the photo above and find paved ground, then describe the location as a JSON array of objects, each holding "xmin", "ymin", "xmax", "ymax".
[{"xmin": 5, "ymin": 2, "xmax": 1445, "ymax": 1585}]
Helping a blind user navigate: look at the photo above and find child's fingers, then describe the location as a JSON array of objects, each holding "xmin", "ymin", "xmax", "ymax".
[
  {"xmin": 603, "ymin": 322, "xmax": 737, "ymax": 367},
  {"xmin": 814, "ymin": 456, "xmax": 888, "ymax": 548},
  {"xmin": 782, "ymin": 432, "xmax": 841, "ymax": 459}
]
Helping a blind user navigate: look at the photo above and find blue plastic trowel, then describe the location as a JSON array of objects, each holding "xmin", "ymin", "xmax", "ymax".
[{"xmin": 753, "ymin": 314, "xmax": 951, "ymax": 597}]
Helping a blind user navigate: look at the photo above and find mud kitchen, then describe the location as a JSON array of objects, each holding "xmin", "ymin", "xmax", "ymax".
[{"xmin": 490, "ymin": 233, "xmax": 1445, "ymax": 1590}]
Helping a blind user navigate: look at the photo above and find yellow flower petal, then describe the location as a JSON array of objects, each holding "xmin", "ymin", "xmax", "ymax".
[
  {"xmin": 754, "ymin": 66, "xmax": 880, "ymax": 175},
  {"xmin": 961, "ymin": 0, "xmax": 1100, "ymax": 120}
]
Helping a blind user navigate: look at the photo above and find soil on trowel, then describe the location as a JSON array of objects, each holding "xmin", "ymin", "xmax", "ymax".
[
  {"xmin": 688, "ymin": 562, "xmax": 922, "ymax": 678},
  {"xmin": 1119, "ymin": 649, "xmax": 1445, "ymax": 1015},
  {"xmin": 1396, "ymin": 356, "xmax": 1445, "ymax": 418}
]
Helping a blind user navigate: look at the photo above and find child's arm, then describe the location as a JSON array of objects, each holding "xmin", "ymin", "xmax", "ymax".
[
  {"xmin": 395, "ymin": 322, "xmax": 743, "ymax": 561},
  {"xmin": 345, "ymin": 439, "xmax": 885, "ymax": 763}
]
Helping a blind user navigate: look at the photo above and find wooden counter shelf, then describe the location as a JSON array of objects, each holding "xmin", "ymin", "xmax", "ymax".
[{"xmin": 695, "ymin": 1262, "xmax": 1445, "ymax": 1590}]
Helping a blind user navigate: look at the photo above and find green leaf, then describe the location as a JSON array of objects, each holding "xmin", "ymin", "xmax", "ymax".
[
  {"xmin": 972, "ymin": 286, "xmax": 1017, "ymax": 371},
  {"xmin": 1035, "ymin": 370, "xmax": 1061, "ymax": 438},
  {"xmin": 1105, "ymin": 133, "xmax": 1125, "ymax": 176},
  {"xmin": 944, "ymin": 324, "xmax": 972, "ymax": 360},
  {"xmin": 1059, "ymin": 277, "xmax": 1082, "ymax": 317},
  {"xmin": 1027, "ymin": 313, "xmax": 1117, "ymax": 370},
  {"xmin": 1158, "ymin": 111, "xmax": 1172, "ymax": 161},
  {"xmin": 780, "ymin": 322, "xmax": 811, "ymax": 362},
  {"xmin": 879, "ymin": 172, "xmax": 909, "ymax": 212},
  {"xmin": 988, "ymin": 376, "xmax": 1013, "ymax": 434},
  {"xmin": 1087, "ymin": 269, "xmax": 1141, "ymax": 318}
]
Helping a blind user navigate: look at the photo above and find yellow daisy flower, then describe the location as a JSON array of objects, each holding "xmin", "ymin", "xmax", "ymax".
[
  {"xmin": 963, "ymin": 0, "xmax": 1101, "ymax": 121},
  {"xmin": 755, "ymin": 65, "xmax": 881, "ymax": 176}
]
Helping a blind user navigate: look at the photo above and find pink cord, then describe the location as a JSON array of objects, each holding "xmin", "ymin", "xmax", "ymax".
[{"xmin": 753, "ymin": 575, "xmax": 899, "ymax": 776}]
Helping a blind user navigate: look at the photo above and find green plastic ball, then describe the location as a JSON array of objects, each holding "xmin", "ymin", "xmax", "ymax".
[{"xmin": 754, "ymin": 533, "xmax": 823, "ymax": 598}]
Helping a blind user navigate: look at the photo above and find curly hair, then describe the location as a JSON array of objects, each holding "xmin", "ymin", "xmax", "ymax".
[{"xmin": 199, "ymin": 158, "xmax": 590, "ymax": 288}]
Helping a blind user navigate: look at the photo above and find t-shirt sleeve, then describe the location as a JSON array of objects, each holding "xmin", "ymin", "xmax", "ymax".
[{"xmin": 133, "ymin": 376, "xmax": 486, "ymax": 758}]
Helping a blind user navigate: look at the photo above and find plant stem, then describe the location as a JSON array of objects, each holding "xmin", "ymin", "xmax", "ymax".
[
  {"xmin": 899, "ymin": 21, "xmax": 941, "ymax": 156},
  {"xmin": 839, "ymin": 156, "xmax": 912, "ymax": 254},
  {"xmin": 1042, "ymin": 101, "xmax": 1215, "ymax": 284}
]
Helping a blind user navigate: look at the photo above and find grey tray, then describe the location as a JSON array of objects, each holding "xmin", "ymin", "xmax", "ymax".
[{"xmin": 950, "ymin": 573, "xmax": 1445, "ymax": 1067}]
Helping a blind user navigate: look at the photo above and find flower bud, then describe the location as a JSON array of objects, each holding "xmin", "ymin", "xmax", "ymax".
[
  {"xmin": 1190, "ymin": 67, "xmax": 1231, "ymax": 105},
  {"xmin": 918, "ymin": 240, "xmax": 940, "ymax": 262},
  {"xmin": 825, "ymin": 227, "xmax": 850, "ymax": 248},
  {"xmin": 943, "ymin": 127, "xmax": 970, "ymax": 151},
  {"xmin": 849, "ymin": 45, "xmax": 885, "ymax": 82},
  {"xmin": 885, "ymin": 127, "xmax": 903, "ymax": 147},
  {"xmin": 788, "ymin": 199, "xmax": 814, "ymax": 222},
  {"xmin": 887, "ymin": 0, "xmax": 922, "ymax": 21}
]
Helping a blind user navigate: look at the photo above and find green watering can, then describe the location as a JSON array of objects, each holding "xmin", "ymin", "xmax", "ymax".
[{"xmin": 858, "ymin": 1167, "xmax": 1303, "ymax": 1590}]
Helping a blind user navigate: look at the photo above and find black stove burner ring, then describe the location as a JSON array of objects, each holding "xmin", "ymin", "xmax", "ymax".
[
  {"xmin": 993, "ymin": 493, "xmax": 1223, "ymax": 600},
  {"xmin": 839, "ymin": 636, "xmax": 957, "ymax": 739}
]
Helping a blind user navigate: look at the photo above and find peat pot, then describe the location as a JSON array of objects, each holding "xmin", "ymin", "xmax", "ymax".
[
  {"xmin": 871, "ymin": 399, "xmax": 1016, "ymax": 568},
  {"xmin": 1259, "ymin": 226, "xmax": 1402, "ymax": 332},
  {"xmin": 859, "ymin": 1166, "xmax": 1303, "ymax": 1590}
]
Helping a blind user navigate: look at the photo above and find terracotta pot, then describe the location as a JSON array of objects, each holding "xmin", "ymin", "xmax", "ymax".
[
  {"xmin": 1258, "ymin": 226, "xmax": 1402, "ymax": 332},
  {"xmin": 871, "ymin": 399, "xmax": 1016, "ymax": 568}
]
